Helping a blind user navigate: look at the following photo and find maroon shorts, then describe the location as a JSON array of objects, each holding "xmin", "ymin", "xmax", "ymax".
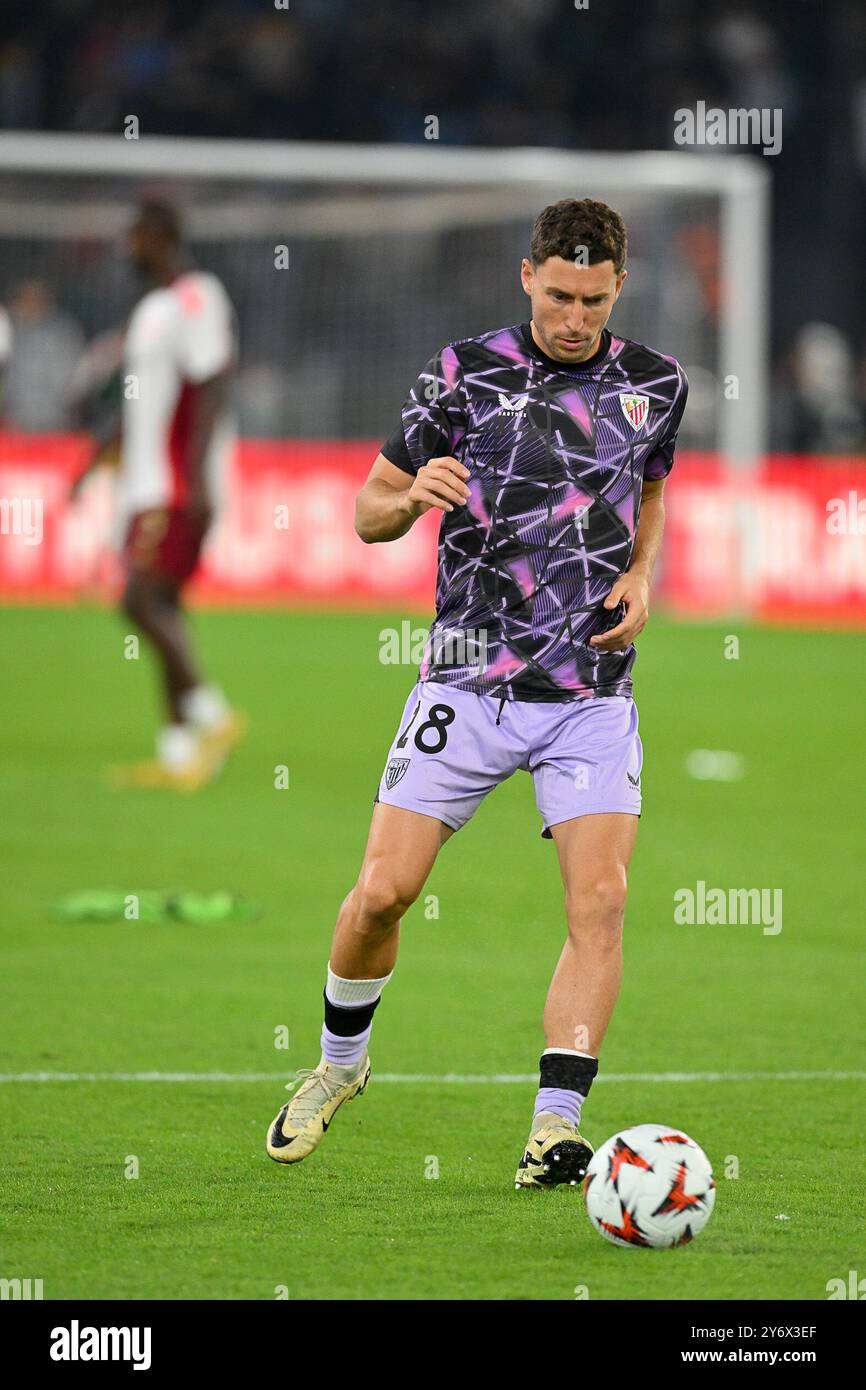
[{"xmin": 124, "ymin": 508, "xmax": 208, "ymax": 585}]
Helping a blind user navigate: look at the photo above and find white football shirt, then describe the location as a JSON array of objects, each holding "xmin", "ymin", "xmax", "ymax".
[{"xmin": 121, "ymin": 270, "xmax": 236, "ymax": 519}]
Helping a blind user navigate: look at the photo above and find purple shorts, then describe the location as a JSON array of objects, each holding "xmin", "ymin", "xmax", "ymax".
[{"xmin": 375, "ymin": 680, "xmax": 642, "ymax": 837}]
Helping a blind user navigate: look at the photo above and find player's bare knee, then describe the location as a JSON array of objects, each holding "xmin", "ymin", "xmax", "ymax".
[
  {"xmin": 565, "ymin": 872, "xmax": 628, "ymax": 935},
  {"xmin": 123, "ymin": 575, "xmax": 171, "ymax": 636},
  {"xmin": 356, "ymin": 862, "xmax": 419, "ymax": 926}
]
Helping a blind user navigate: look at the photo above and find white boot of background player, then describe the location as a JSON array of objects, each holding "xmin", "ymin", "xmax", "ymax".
[
  {"xmin": 179, "ymin": 684, "xmax": 243, "ymax": 765},
  {"xmin": 156, "ymin": 721, "xmax": 203, "ymax": 776}
]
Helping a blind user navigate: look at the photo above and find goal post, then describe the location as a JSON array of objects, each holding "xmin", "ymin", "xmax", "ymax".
[{"xmin": 0, "ymin": 132, "xmax": 769, "ymax": 463}]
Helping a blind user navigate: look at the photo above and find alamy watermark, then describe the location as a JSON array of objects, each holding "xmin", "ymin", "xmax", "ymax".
[
  {"xmin": 674, "ymin": 101, "xmax": 782, "ymax": 156},
  {"xmin": 0, "ymin": 497, "xmax": 43, "ymax": 545},
  {"xmin": 379, "ymin": 621, "xmax": 488, "ymax": 672},
  {"xmin": 1, "ymin": 1276, "xmax": 43, "ymax": 1299},
  {"xmin": 826, "ymin": 492, "xmax": 866, "ymax": 535},
  {"xmin": 674, "ymin": 880, "xmax": 782, "ymax": 936},
  {"xmin": 827, "ymin": 1270, "xmax": 866, "ymax": 1299},
  {"xmin": 50, "ymin": 1321, "xmax": 151, "ymax": 1370}
]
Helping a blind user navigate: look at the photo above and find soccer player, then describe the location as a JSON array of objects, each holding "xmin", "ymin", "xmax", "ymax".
[
  {"xmin": 267, "ymin": 199, "xmax": 688, "ymax": 1186},
  {"xmin": 73, "ymin": 201, "xmax": 243, "ymax": 788}
]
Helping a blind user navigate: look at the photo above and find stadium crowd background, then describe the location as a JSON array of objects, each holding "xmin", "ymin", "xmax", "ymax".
[{"xmin": 0, "ymin": 0, "xmax": 864, "ymax": 452}]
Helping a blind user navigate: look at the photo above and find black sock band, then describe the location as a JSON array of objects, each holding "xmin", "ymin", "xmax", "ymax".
[
  {"xmin": 539, "ymin": 1051, "xmax": 599, "ymax": 1095},
  {"xmin": 323, "ymin": 989, "xmax": 381, "ymax": 1037}
]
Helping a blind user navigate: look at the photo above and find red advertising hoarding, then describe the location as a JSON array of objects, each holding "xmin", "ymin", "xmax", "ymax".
[{"xmin": 1, "ymin": 433, "xmax": 865, "ymax": 623}]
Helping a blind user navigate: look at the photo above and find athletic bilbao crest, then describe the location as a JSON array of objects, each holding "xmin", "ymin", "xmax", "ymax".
[
  {"xmin": 619, "ymin": 393, "xmax": 649, "ymax": 431},
  {"xmin": 385, "ymin": 757, "xmax": 410, "ymax": 790}
]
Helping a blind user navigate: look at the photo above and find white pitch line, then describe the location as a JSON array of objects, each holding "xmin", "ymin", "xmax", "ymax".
[{"xmin": 0, "ymin": 1070, "xmax": 863, "ymax": 1084}]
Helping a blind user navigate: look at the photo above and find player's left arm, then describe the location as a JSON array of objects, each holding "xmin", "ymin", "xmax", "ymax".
[
  {"xmin": 175, "ymin": 278, "xmax": 235, "ymax": 526},
  {"xmin": 182, "ymin": 368, "xmax": 232, "ymax": 525},
  {"xmin": 589, "ymin": 477, "xmax": 666, "ymax": 652},
  {"xmin": 591, "ymin": 363, "xmax": 688, "ymax": 653}
]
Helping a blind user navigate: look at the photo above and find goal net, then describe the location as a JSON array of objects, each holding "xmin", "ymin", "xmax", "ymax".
[{"xmin": 0, "ymin": 134, "xmax": 769, "ymax": 461}]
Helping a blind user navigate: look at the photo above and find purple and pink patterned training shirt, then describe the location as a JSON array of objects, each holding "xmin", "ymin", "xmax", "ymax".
[{"xmin": 381, "ymin": 321, "xmax": 688, "ymax": 702}]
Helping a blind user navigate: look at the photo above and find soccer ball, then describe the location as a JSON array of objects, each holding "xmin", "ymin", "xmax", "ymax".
[{"xmin": 583, "ymin": 1123, "xmax": 715, "ymax": 1248}]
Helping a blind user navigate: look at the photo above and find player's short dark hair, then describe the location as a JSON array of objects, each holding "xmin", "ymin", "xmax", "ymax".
[
  {"xmin": 133, "ymin": 199, "xmax": 183, "ymax": 245},
  {"xmin": 530, "ymin": 198, "xmax": 628, "ymax": 274}
]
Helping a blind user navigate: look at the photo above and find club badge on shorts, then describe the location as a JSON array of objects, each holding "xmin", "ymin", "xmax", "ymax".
[
  {"xmin": 619, "ymin": 393, "xmax": 649, "ymax": 431},
  {"xmin": 385, "ymin": 757, "xmax": 410, "ymax": 790}
]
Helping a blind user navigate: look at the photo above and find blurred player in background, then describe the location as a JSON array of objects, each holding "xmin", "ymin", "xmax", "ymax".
[
  {"xmin": 72, "ymin": 200, "xmax": 244, "ymax": 789},
  {"xmin": 267, "ymin": 199, "xmax": 688, "ymax": 1189}
]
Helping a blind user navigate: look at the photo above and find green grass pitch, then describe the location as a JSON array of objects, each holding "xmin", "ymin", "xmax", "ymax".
[{"xmin": 1, "ymin": 604, "xmax": 863, "ymax": 1300}]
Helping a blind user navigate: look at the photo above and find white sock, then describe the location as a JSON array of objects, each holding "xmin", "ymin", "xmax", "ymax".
[
  {"xmin": 156, "ymin": 723, "xmax": 200, "ymax": 770},
  {"xmin": 321, "ymin": 965, "xmax": 393, "ymax": 1068},
  {"xmin": 325, "ymin": 963, "xmax": 393, "ymax": 1007},
  {"xmin": 179, "ymin": 685, "xmax": 230, "ymax": 732}
]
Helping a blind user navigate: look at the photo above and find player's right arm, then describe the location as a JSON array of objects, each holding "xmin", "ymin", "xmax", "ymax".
[
  {"xmin": 69, "ymin": 415, "xmax": 123, "ymax": 502},
  {"xmin": 355, "ymin": 453, "xmax": 470, "ymax": 543},
  {"xmin": 359, "ymin": 343, "xmax": 469, "ymax": 543}
]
